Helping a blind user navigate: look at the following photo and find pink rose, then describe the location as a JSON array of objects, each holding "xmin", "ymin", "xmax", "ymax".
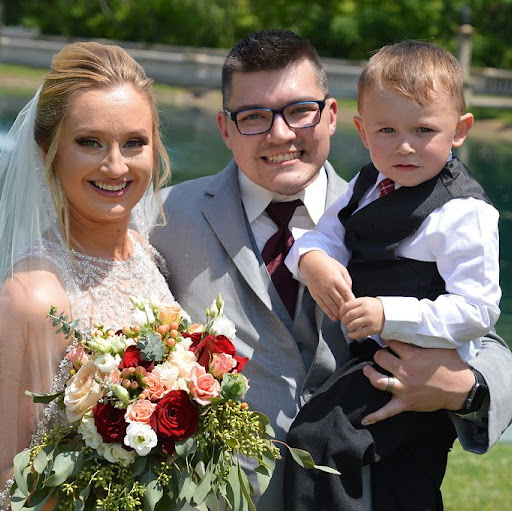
[
  {"xmin": 143, "ymin": 372, "xmax": 166, "ymax": 402},
  {"xmin": 188, "ymin": 365, "xmax": 221, "ymax": 406},
  {"xmin": 125, "ymin": 399, "xmax": 157, "ymax": 424},
  {"xmin": 209, "ymin": 352, "xmax": 237, "ymax": 378},
  {"xmin": 66, "ymin": 345, "xmax": 90, "ymax": 370},
  {"xmin": 108, "ymin": 369, "xmax": 122, "ymax": 385}
]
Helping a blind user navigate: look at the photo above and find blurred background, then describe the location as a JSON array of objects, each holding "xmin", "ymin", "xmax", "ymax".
[{"xmin": 1, "ymin": 1, "xmax": 511, "ymax": 508}]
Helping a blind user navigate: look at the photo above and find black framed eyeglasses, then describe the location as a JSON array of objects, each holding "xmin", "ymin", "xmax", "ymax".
[{"xmin": 224, "ymin": 99, "xmax": 328, "ymax": 135}]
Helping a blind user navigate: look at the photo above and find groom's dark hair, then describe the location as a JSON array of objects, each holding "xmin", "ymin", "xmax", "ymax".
[{"xmin": 221, "ymin": 29, "xmax": 328, "ymax": 108}]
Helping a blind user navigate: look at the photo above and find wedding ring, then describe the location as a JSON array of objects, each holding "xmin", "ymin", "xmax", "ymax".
[{"xmin": 385, "ymin": 376, "xmax": 395, "ymax": 393}]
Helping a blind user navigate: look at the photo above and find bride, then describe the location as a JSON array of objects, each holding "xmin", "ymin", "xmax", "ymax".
[{"xmin": 0, "ymin": 41, "xmax": 179, "ymax": 505}]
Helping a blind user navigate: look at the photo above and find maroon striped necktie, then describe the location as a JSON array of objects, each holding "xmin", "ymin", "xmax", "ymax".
[
  {"xmin": 379, "ymin": 178, "xmax": 395, "ymax": 197},
  {"xmin": 262, "ymin": 199, "xmax": 303, "ymax": 317}
]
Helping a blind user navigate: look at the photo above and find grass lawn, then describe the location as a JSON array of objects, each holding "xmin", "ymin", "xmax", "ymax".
[{"xmin": 442, "ymin": 440, "xmax": 512, "ymax": 510}]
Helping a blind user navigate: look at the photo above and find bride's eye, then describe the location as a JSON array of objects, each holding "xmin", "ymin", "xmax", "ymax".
[
  {"xmin": 124, "ymin": 139, "xmax": 146, "ymax": 149},
  {"xmin": 77, "ymin": 138, "xmax": 101, "ymax": 148}
]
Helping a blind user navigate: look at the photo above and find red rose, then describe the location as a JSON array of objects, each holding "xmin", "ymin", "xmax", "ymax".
[
  {"xmin": 119, "ymin": 345, "xmax": 154, "ymax": 372},
  {"xmin": 193, "ymin": 335, "xmax": 248, "ymax": 372},
  {"xmin": 93, "ymin": 402, "xmax": 128, "ymax": 443},
  {"xmin": 150, "ymin": 390, "xmax": 199, "ymax": 454},
  {"xmin": 182, "ymin": 331, "xmax": 202, "ymax": 349}
]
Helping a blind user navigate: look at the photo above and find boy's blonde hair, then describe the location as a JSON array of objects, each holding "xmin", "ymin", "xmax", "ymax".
[
  {"xmin": 357, "ymin": 40, "xmax": 466, "ymax": 115},
  {"xmin": 34, "ymin": 41, "xmax": 171, "ymax": 245}
]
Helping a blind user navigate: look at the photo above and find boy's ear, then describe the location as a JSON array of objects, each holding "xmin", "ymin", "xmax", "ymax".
[
  {"xmin": 452, "ymin": 113, "xmax": 474, "ymax": 148},
  {"xmin": 353, "ymin": 115, "xmax": 369, "ymax": 148}
]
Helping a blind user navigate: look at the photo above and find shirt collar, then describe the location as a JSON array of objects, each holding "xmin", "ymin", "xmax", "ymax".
[
  {"xmin": 238, "ymin": 166, "xmax": 328, "ymax": 224},
  {"xmin": 375, "ymin": 151, "xmax": 454, "ymax": 192}
]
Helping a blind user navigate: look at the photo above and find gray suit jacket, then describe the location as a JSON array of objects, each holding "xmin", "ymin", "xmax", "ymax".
[{"xmin": 149, "ymin": 159, "xmax": 512, "ymax": 509}]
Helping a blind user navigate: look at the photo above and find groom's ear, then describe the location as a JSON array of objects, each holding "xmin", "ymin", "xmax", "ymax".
[{"xmin": 217, "ymin": 110, "xmax": 234, "ymax": 150}]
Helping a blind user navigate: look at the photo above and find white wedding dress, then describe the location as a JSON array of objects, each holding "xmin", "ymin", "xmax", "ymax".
[{"xmin": 0, "ymin": 228, "xmax": 178, "ymax": 508}]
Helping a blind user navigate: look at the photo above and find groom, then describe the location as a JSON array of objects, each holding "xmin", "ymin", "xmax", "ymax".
[{"xmin": 150, "ymin": 29, "xmax": 512, "ymax": 509}]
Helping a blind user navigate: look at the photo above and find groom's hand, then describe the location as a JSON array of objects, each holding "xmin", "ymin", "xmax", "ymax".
[{"xmin": 360, "ymin": 339, "xmax": 475, "ymax": 425}]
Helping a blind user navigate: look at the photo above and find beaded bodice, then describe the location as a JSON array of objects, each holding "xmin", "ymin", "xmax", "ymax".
[{"xmin": 21, "ymin": 233, "xmax": 174, "ymax": 329}]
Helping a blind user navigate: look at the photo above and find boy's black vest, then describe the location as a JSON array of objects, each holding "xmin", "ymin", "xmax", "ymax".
[{"xmin": 337, "ymin": 156, "xmax": 492, "ymax": 300}]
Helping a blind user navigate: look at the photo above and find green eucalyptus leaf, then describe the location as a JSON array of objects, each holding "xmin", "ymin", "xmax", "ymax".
[
  {"xmin": 131, "ymin": 454, "xmax": 149, "ymax": 478},
  {"xmin": 177, "ymin": 471, "xmax": 198, "ymax": 503},
  {"xmin": 254, "ymin": 464, "xmax": 272, "ymax": 497},
  {"xmin": 13, "ymin": 449, "xmax": 31, "ymax": 496},
  {"xmin": 314, "ymin": 464, "xmax": 341, "ymax": 475},
  {"xmin": 25, "ymin": 390, "xmax": 64, "ymax": 404},
  {"xmin": 74, "ymin": 483, "xmax": 91, "ymax": 511},
  {"xmin": 237, "ymin": 464, "xmax": 256, "ymax": 511},
  {"xmin": 9, "ymin": 487, "xmax": 28, "ymax": 511},
  {"xmin": 193, "ymin": 460, "xmax": 215, "ymax": 505},
  {"xmin": 144, "ymin": 479, "xmax": 164, "ymax": 511},
  {"xmin": 287, "ymin": 446, "xmax": 316, "ymax": 469},
  {"xmin": 20, "ymin": 488, "xmax": 55, "ymax": 511},
  {"xmin": 226, "ymin": 465, "xmax": 245, "ymax": 511},
  {"xmin": 175, "ymin": 436, "xmax": 196, "ymax": 458},
  {"xmin": 205, "ymin": 491, "xmax": 221, "ymax": 511},
  {"xmin": 32, "ymin": 449, "xmax": 48, "ymax": 474},
  {"xmin": 43, "ymin": 451, "xmax": 80, "ymax": 486}
]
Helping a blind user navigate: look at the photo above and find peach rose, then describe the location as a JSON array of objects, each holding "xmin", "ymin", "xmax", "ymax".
[
  {"xmin": 125, "ymin": 399, "xmax": 157, "ymax": 424},
  {"xmin": 189, "ymin": 365, "xmax": 221, "ymax": 406},
  {"xmin": 159, "ymin": 305, "xmax": 182, "ymax": 326},
  {"xmin": 209, "ymin": 352, "xmax": 237, "ymax": 378},
  {"xmin": 143, "ymin": 372, "xmax": 166, "ymax": 402},
  {"xmin": 188, "ymin": 323, "xmax": 204, "ymax": 334},
  {"xmin": 64, "ymin": 361, "xmax": 103, "ymax": 422},
  {"xmin": 65, "ymin": 345, "xmax": 90, "ymax": 370}
]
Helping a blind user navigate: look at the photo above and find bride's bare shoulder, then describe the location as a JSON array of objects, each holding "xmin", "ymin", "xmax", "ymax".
[{"xmin": 1, "ymin": 265, "xmax": 71, "ymax": 324}]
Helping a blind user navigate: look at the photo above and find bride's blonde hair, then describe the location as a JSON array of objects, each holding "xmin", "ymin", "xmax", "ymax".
[{"xmin": 34, "ymin": 41, "xmax": 171, "ymax": 245}]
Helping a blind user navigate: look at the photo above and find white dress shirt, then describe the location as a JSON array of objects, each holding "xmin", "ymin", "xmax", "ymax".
[
  {"xmin": 286, "ymin": 168, "xmax": 501, "ymax": 362},
  {"xmin": 238, "ymin": 166, "xmax": 328, "ymax": 317}
]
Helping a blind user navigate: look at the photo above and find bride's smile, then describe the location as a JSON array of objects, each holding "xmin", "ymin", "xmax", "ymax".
[{"xmin": 52, "ymin": 83, "xmax": 154, "ymax": 229}]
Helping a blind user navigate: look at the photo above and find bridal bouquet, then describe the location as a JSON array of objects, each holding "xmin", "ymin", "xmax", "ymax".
[{"xmin": 10, "ymin": 295, "xmax": 335, "ymax": 511}]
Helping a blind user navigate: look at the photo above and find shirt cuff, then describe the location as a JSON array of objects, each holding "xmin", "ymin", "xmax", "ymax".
[{"xmin": 379, "ymin": 296, "xmax": 421, "ymax": 341}]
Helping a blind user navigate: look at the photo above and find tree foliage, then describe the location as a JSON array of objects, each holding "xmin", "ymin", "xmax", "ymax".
[{"xmin": 4, "ymin": 0, "xmax": 512, "ymax": 68}]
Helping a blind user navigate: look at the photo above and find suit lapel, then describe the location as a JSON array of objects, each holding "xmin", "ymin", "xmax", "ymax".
[{"xmin": 201, "ymin": 161, "xmax": 275, "ymax": 312}]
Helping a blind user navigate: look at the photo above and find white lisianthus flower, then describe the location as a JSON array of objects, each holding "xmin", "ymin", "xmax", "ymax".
[
  {"xmin": 78, "ymin": 414, "xmax": 102, "ymax": 450},
  {"xmin": 98, "ymin": 442, "xmax": 136, "ymax": 466},
  {"xmin": 132, "ymin": 307, "xmax": 148, "ymax": 327},
  {"xmin": 152, "ymin": 361, "xmax": 180, "ymax": 390},
  {"xmin": 124, "ymin": 422, "xmax": 158, "ymax": 456},
  {"xmin": 173, "ymin": 376, "xmax": 191, "ymax": 392},
  {"xmin": 107, "ymin": 334, "xmax": 129, "ymax": 354},
  {"xmin": 93, "ymin": 353, "xmax": 121, "ymax": 374},
  {"xmin": 169, "ymin": 350, "xmax": 199, "ymax": 379},
  {"xmin": 208, "ymin": 315, "xmax": 236, "ymax": 340},
  {"xmin": 86, "ymin": 335, "xmax": 112, "ymax": 354},
  {"xmin": 174, "ymin": 335, "xmax": 193, "ymax": 351}
]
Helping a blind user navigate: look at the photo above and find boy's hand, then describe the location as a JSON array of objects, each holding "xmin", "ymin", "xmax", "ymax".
[
  {"xmin": 339, "ymin": 297, "xmax": 385, "ymax": 339},
  {"xmin": 299, "ymin": 251, "xmax": 354, "ymax": 321}
]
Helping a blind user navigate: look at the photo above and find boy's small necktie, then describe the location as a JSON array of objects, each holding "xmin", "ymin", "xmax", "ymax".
[
  {"xmin": 262, "ymin": 199, "xmax": 303, "ymax": 317},
  {"xmin": 379, "ymin": 178, "xmax": 395, "ymax": 197}
]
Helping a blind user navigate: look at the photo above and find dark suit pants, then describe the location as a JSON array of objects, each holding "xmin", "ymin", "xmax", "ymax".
[{"xmin": 283, "ymin": 340, "xmax": 457, "ymax": 511}]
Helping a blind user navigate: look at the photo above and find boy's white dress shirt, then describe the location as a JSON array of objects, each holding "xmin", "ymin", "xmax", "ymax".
[{"xmin": 286, "ymin": 168, "xmax": 501, "ymax": 362}]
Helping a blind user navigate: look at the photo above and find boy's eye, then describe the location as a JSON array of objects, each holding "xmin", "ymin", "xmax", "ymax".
[
  {"xmin": 380, "ymin": 127, "xmax": 395, "ymax": 134},
  {"xmin": 417, "ymin": 127, "xmax": 433, "ymax": 133}
]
